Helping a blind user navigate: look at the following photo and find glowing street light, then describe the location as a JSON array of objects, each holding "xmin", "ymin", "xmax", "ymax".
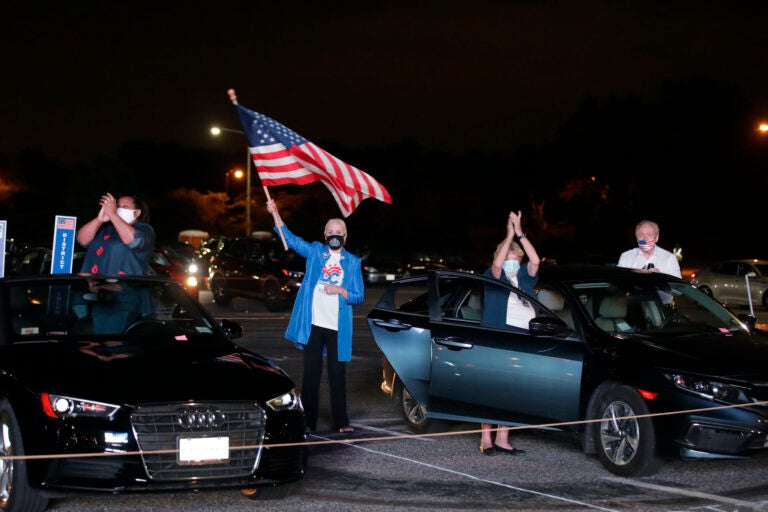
[
  {"xmin": 225, "ymin": 168, "xmax": 244, "ymax": 190},
  {"xmin": 210, "ymin": 126, "xmax": 252, "ymax": 236}
]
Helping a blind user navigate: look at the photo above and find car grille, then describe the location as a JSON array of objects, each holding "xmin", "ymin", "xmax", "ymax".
[{"xmin": 131, "ymin": 401, "xmax": 266, "ymax": 482}]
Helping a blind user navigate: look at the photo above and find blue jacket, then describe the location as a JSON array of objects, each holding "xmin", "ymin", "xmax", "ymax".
[{"xmin": 276, "ymin": 225, "xmax": 364, "ymax": 362}]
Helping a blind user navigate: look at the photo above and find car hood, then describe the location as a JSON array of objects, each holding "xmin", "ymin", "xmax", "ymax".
[
  {"xmin": 615, "ymin": 331, "xmax": 768, "ymax": 380},
  {"xmin": 3, "ymin": 339, "xmax": 295, "ymax": 405}
]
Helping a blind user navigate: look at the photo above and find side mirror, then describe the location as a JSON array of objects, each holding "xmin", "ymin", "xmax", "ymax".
[
  {"xmin": 219, "ymin": 318, "xmax": 244, "ymax": 339},
  {"xmin": 737, "ymin": 313, "xmax": 758, "ymax": 333},
  {"xmin": 529, "ymin": 316, "xmax": 572, "ymax": 338}
]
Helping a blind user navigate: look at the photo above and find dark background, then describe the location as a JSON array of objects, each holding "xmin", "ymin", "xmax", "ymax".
[{"xmin": 2, "ymin": 1, "xmax": 767, "ymax": 268}]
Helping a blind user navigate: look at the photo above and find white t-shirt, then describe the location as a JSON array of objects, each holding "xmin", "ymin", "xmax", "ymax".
[
  {"xmin": 505, "ymin": 275, "xmax": 535, "ymax": 329},
  {"xmin": 312, "ymin": 253, "xmax": 344, "ymax": 330}
]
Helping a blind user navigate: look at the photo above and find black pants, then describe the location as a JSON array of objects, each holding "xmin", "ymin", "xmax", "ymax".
[{"xmin": 302, "ymin": 325, "xmax": 349, "ymax": 431}]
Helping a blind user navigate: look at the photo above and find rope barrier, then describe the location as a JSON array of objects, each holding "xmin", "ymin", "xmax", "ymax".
[{"xmin": 2, "ymin": 399, "xmax": 766, "ymax": 461}]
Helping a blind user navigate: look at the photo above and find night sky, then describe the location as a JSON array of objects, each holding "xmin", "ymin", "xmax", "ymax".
[
  {"xmin": 3, "ymin": 1, "xmax": 768, "ymax": 264},
  {"xmin": 4, "ymin": 1, "xmax": 768, "ymax": 164}
]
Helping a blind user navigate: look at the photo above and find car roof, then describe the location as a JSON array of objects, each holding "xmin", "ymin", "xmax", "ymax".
[
  {"xmin": 537, "ymin": 263, "xmax": 681, "ymax": 283},
  {"xmin": 420, "ymin": 264, "xmax": 680, "ymax": 287}
]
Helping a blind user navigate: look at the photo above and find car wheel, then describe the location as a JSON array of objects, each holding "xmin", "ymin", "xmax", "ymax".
[
  {"xmin": 594, "ymin": 384, "xmax": 662, "ymax": 477},
  {"xmin": 394, "ymin": 379, "xmax": 447, "ymax": 434},
  {"xmin": 210, "ymin": 276, "xmax": 232, "ymax": 306},
  {"xmin": 0, "ymin": 400, "xmax": 49, "ymax": 512},
  {"xmin": 241, "ymin": 480, "xmax": 299, "ymax": 500}
]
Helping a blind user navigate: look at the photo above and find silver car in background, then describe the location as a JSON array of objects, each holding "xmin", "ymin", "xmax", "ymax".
[{"xmin": 690, "ymin": 259, "xmax": 768, "ymax": 309}]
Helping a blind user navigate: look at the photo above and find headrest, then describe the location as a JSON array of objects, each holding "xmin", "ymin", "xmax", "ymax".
[
  {"xmin": 537, "ymin": 288, "xmax": 565, "ymax": 311},
  {"xmin": 599, "ymin": 295, "xmax": 628, "ymax": 318}
]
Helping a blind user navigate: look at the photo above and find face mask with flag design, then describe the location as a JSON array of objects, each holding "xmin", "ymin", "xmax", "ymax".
[{"xmin": 637, "ymin": 239, "xmax": 655, "ymax": 252}]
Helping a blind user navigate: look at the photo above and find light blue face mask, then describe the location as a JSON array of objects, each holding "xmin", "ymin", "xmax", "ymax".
[{"xmin": 502, "ymin": 259, "xmax": 520, "ymax": 275}]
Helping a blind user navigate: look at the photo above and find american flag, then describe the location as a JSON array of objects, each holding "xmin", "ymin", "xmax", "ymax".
[
  {"xmin": 234, "ymin": 104, "xmax": 392, "ymax": 217},
  {"xmin": 57, "ymin": 217, "xmax": 76, "ymax": 230}
]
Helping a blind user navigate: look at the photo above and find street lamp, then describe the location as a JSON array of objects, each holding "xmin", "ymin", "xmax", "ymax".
[
  {"xmin": 210, "ymin": 126, "xmax": 252, "ymax": 236},
  {"xmin": 225, "ymin": 168, "xmax": 244, "ymax": 191}
]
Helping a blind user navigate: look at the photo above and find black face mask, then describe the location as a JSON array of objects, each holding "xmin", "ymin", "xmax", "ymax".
[{"xmin": 325, "ymin": 235, "xmax": 345, "ymax": 250}]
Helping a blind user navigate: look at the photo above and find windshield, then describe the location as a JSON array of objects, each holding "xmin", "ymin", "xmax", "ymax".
[
  {"xmin": 570, "ymin": 279, "xmax": 749, "ymax": 335},
  {"xmin": 6, "ymin": 278, "xmax": 216, "ymax": 341}
]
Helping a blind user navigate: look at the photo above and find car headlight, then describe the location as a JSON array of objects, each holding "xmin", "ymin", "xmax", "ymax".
[
  {"xmin": 664, "ymin": 373, "xmax": 748, "ymax": 402},
  {"xmin": 41, "ymin": 392, "xmax": 121, "ymax": 419},
  {"xmin": 266, "ymin": 389, "xmax": 303, "ymax": 412},
  {"xmin": 185, "ymin": 275, "xmax": 198, "ymax": 288},
  {"xmin": 187, "ymin": 263, "xmax": 199, "ymax": 274}
]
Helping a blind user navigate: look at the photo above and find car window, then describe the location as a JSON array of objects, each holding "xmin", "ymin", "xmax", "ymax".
[
  {"xmin": 376, "ymin": 279, "xmax": 430, "ymax": 315},
  {"xmin": 716, "ymin": 262, "xmax": 738, "ymax": 276},
  {"xmin": 738, "ymin": 262, "xmax": 764, "ymax": 278},
  {"xmin": 570, "ymin": 279, "xmax": 746, "ymax": 335},
  {"xmin": 6, "ymin": 279, "xmax": 216, "ymax": 340}
]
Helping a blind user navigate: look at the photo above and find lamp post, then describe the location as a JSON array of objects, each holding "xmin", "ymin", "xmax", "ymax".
[{"xmin": 210, "ymin": 126, "xmax": 252, "ymax": 236}]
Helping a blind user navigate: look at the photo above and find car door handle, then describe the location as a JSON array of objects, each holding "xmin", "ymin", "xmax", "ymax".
[
  {"xmin": 433, "ymin": 337, "xmax": 473, "ymax": 349},
  {"xmin": 372, "ymin": 318, "xmax": 412, "ymax": 331}
]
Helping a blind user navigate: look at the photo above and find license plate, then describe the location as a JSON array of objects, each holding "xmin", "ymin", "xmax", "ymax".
[
  {"xmin": 178, "ymin": 436, "xmax": 229, "ymax": 464},
  {"xmin": 385, "ymin": 274, "xmax": 395, "ymax": 281}
]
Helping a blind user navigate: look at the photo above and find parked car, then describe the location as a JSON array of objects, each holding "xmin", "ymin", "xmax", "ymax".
[
  {"xmin": 361, "ymin": 255, "xmax": 404, "ymax": 285},
  {"xmin": 196, "ymin": 235, "xmax": 230, "ymax": 287},
  {"xmin": 6, "ymin": 243, "xmax": 86, "ymax": 276},
  {"xmin": 149, "ymin": 245, "xmax": 200, "ymax": 299},
  {"xmin": 368, "ymin": 266, "xmax": 768, "ymax": 477},
  {"xmin": 207, "ymin": 235, "xmax": 304, "ymax": 311},
  {"xmin": 157, "ymin": 241, "xmax": 201, "ymax": 274},
  {"xmin": 400, "ymin": 257, "xmax": 451, "ymax": 277},
  {"xmin": 0, "ymin": 273, "xmax": 306, "ymax": 512},
  {"xmin": 689, "ymin": 259, "xmax": 768, "ymax": 309}
]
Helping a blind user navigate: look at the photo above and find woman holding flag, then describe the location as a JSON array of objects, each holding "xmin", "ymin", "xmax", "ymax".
[{"xmin": 266, "ymin": 198, "xmax": 364, "ymax": 435}]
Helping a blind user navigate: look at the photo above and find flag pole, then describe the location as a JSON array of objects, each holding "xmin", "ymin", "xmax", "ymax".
[{"xmin": 227, "ymin": 89, "xmax": 288, "ymax": 250}]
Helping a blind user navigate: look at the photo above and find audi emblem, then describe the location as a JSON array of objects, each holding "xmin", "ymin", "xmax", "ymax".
[{"xmin": 176, "ymin": 407, "xmax": 226, "ymax": 430}]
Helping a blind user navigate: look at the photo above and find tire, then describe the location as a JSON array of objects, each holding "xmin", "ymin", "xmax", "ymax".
[
  {"xmin": 593, "ymin": 384, "xmax": 663, "ymax": 477},
  {"xmin": 0, "ymin": 400, "xmax": 48, "ymax": 512},
  {"xmin": 209, "ymin": 276, "xmax": 232, "ymax": 306},
  {"xmin": 394, "ymin": 379, "xmax": 447, "ymax": 434},
  {"xmin": 241, "ymin": 480, "xmax": 299, "ymax": 500}
]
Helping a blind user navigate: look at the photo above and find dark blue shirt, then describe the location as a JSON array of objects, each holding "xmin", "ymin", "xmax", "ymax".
[{"xmin": 80, "ymin": 222, "xmax": 155, "ymax": 275}]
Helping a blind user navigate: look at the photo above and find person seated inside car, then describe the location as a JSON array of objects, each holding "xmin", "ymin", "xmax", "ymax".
[{"xmin": 81, "ymin": 279, "xmax": 154, "ymax": 334}]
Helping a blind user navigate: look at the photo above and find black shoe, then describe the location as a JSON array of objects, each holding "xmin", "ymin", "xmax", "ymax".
[
  {"xmin": 479, "ymin": 445, "xmax": 496, "ymax": 456},
  {"xmin": 494, "ymin": 445, "xmax": 525, "ymax": 455}
]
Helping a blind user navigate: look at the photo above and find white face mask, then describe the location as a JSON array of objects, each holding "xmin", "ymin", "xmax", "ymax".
[{"xmin": 116, "ymin": 207, "xmax": 137, "ymax": 224}]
